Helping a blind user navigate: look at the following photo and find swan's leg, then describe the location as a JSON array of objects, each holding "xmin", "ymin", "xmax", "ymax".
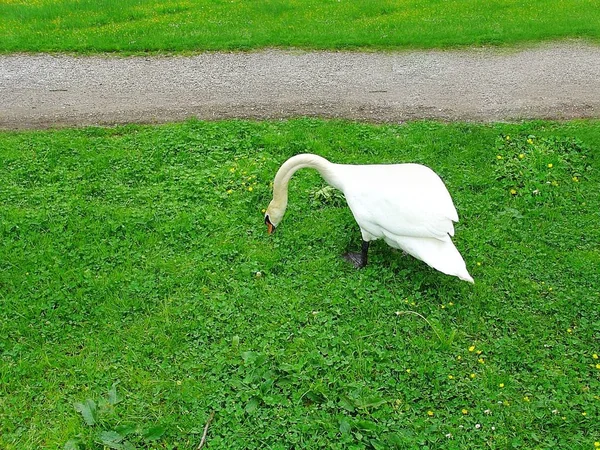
[{"xmin": 343, "ymin": 240, "xmax": 370, "ymax": 269}]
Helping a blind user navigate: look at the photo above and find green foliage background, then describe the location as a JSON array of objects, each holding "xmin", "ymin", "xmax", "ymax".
[
  {"xmin": 1, "ymin": 119, "xmax": 599, "ymax": 448},
  {"xmin": 1, "ymin": 0, "xmax": 599, "ymax": 53}
]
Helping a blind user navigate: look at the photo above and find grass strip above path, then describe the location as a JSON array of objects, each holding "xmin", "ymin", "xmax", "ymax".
[
  {"xmin": 1, "ymin": 0, "xmax": 600, "ymax": 53},
  {"xmin": 1, "ymin": 119, "xmax": 599, "ymax": 449}
]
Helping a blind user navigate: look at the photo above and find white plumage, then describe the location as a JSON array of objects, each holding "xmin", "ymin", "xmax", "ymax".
[{"xmin": 264, "ymin": 154, "xmax": 473, "ymax": 283}]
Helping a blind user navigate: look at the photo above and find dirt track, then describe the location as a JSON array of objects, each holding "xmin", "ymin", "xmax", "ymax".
[{"xmin": 1, "ymin": 42, "xmax": 599, "ymax": 129}]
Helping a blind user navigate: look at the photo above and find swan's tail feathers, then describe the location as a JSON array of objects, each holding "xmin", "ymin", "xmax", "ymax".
[
  {"xmin": 458, "ymin": 271, "xmax": 475, "ymax": 284},
  {"xmin": 385, "ymin": 234, "xmax": 474, "ymax": 283}
]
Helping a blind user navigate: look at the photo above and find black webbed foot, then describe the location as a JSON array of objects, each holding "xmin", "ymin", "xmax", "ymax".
[
  {"xmin": 342, "ymin": 240, "xmax": 370, "ymax": 269},
  {"xmin": 342, "ymin": 252, "xmax": 367, "ymax": 269}
]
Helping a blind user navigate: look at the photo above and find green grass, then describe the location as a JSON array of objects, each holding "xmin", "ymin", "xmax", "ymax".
[
  {"xmin": 1, "ymin": 0, "xmax": 599, "ymax": 53},
  {"xmin": 1, "ymin": 119, "xmax": 600, "ymax": 449}
]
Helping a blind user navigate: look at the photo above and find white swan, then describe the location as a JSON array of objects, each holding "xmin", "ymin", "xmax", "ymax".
[{"xmin": 264, "ymin": 153, "xmax": 474, "ymax": 283}]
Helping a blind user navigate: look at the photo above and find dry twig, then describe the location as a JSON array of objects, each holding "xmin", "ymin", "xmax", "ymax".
[{"xmin": 197, "ymin": 410, "xmax": 215, "ymax": 450}]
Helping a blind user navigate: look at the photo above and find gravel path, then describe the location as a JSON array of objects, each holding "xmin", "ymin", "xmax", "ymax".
[{"xmin": 1, "ymin": 42, "xmax": 599, "ymax": 129}]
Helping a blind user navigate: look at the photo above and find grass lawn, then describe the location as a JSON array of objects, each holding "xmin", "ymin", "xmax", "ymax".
[
  {"xmin": 1, "ymin": 0, "xmax": 599, "ymax": 53},
  {"xmin": 1, "ymin": 119, "xmax": 599, "ymax": 449}
]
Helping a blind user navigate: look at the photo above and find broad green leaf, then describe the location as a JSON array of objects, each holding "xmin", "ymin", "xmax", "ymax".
[
  {"xmin": 354, "ymin": 397, "xmax": 387, "ymax": 409},
  {"xmin": 74, "ymin": 399, "xmax": 97, "ymax": 426},
  {"xmin": 98, "ymin": 430, "xmax": 124, "ymax": 449},
  {"xmin": 142, "ymin": 425, "xmax": 167, "ymax": 441},
  {"xmin": 63, "ymin": 439, "xmax": 81, "ymax": 450},
  {"xmin": 108, "ymin": 381, "xmax": 121, "ymax": 405},
  {"xmin": 122, "ymin": 442, "xmax": 136, "ymax": 450},
  {"xmin": 339, "ymin": 419, "xmax": 352, "ymax": 435},
  {"xmin": 355, "ymin": 420, "xmax": 378, "ymax": 432},
  {"xmin": 259, "ymin": 378, "xmax": 274, "ymax": 394},
  {"xmin": 245, "ymin": 397, "xmax": 260, "ymax": 413},
  {"xmin": 339, "ymin": 395, "xmax": 356, "ymax": 412},
  {"xmin": 241, "ymin": 351, "xmax": 257, "ymax": 364},
  {"xmin": 115, "ymin": 424, "xmax": 137, "ymax": 436}
]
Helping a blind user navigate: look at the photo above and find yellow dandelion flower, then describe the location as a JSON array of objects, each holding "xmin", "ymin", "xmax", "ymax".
[
  {"xmin": 476, "ymin": 261, "xmax": 482, "ymax": 266},
  {"xmin": 469, "ymin": 346, "xmax": 475, "ymax": 352},
  {"xmin": 261, "ymin": 208, "xmax": 266, "ymax": 213},
  {"xmin": 567, "ymin": 328, "xmax": 573, "ymax": 333},
  {"xmin": 478, "ymin": 358, "xmax": 485, "ymax": 364},
  {"xmin": 470, "ymin": 373, "xmax": 476, "ymax": 379},
  {"xmin": 406, "ymin": 369, "xmax": 411, "ymax": 373},
  {"xmin": 527, "ymin": 139, "xmax": 533, "ymax": 145},
  {"xmin": 462, "ymin": 409, "xmax": 469, "ymax": 415},
  {"xmin": 582, "ymin": 412, "xmax": 587, "ymax": 416},
  {"xmin": 593, "ymin": 354, "xmax": 598, "ymax": 359},
  {"xmin": 496, "ymin": 155, "xmax": 503, "ymax": 160},
  {"xmin": 448, "ymin": 302, "xmax": 454, "ymax": 306},
  {"xmin": 457, "ymin": 355, "xmax": 462, "ymax": 360},
  {"xmin": 510, "ymin": 188, "xmax": 517, "ymax": 195},
  {"xmin": 594, "ymin": 442, "xmax": 600, "ymax": 448},
  {"xmin": 427, "ymin": 410, "xmax": 434, "ymax": 417},
  {"xmin": 226, "ymin": 189, "xmax": 233, "ymax": 194},
  {"xmin": 519, "ymin": 153, "xmax": 525, "ymax": 159},
  {"xmin": 499, "ymin": 383, "xmax": 505, "ymax": 388},
  {"xmin": 448, "ymin": 375, "xmax": 454, "ymax": 379},
  {"xmin": 248, "ymin": 186, "xmax": 253, "ymax": 192},
  {"xmin": 505, "ymin": 135, "xmax": 511, "ymax": 141},
  {"xmin": 523, "ymin": 396, "xmax": 530, "ymax": 402},
  {"xmin": 229, "ymin": 168, "xmax": 236, "ymax": 173},
  {"xmin": 572, "ymin": 176, "xmax": 579, "ymax": 182},
  {"xmin": 476, "ymin": 350, "xmax": 482, "ymax": 355},
  {"xmin": 548, "ymin": 163, "xmax": 553, "ymax": 168},
  {"xmin": 596, "ymin": 363, "xmax": 600, "ymax": 369}
]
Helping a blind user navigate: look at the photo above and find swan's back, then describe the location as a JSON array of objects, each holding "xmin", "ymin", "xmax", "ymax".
[
  {"xmin": 332, "ymin": 162, "xmax": 472, "ymax": 282},
  {"xmin": 336, "ymin": 163, "xmax": 459, "ymax": 241}
]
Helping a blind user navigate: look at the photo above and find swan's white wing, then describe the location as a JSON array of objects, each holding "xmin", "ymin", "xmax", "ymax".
[{"xmin": 338, "ymin": 164, "xmax": 459, "ymax": 241}]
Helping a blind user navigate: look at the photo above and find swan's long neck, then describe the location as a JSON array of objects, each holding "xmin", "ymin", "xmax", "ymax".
[{"xmin": 272, "ymin": 153, "xmax": 341, "ymax": 209}]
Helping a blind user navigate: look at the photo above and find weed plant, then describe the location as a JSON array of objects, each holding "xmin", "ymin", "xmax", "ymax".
[{"xmin": 1, "ymin": 119, "xmax": 599, "ymax": 448}]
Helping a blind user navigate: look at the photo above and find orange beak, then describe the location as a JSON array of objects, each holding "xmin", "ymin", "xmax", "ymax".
[{"xmin": 265, "ymin": 215, "xmax": 275, "ymax": 234}]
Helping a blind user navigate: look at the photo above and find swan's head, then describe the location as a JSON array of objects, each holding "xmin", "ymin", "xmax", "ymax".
[{"xmin": 264, "ymin": 200, "xmax": 286, "ymax": 234}]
